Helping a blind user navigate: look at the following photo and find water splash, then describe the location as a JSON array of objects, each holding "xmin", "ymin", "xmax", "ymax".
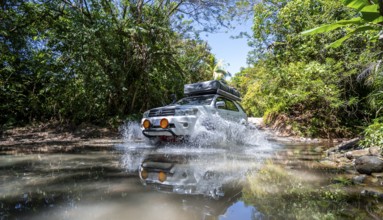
[
  {"xmin": 118, "ymin": 116, "xmax": 272, "ymax": 149},
  {"xmin": 119, "ymin": 121, "xmax": 145, "ymax": 142},
  {"xmin": 189, "ymin": 114, "xmax": 272, "ymax": 149},
  {"xmin": 118, "ymin": 117, "xmax": 277, "ymax": 186},
  {"xmin": 120, "ymin": 149, "xmax": 147, "ymax": 172},
  {"xmin": 118, "ymin": 121, "xmax": 153, "ymax": 172}
]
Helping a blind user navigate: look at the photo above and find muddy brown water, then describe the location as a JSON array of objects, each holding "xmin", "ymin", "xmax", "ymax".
[{"xmin": 0, "ymin": 129, "xmax": 381, "ymax": 219}]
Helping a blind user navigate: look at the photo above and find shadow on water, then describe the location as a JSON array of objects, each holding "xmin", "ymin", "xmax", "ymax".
[{"xmin": 1, "ymin": 121, "xmax": 382, "ymax": 219}]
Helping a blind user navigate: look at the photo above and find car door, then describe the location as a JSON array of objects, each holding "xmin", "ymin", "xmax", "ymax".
[
  {"xmin": 223, "ymin": 98, "xmax": 242, "ymax": 122},
  {"xmin": 215, "ymin": 97, "xmax": 241, "ymax": 122}
]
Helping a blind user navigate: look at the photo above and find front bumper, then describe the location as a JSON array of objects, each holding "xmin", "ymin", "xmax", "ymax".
[{"xmin": 141, "ymin": 116, "xmax": 197, "ymax": 137}]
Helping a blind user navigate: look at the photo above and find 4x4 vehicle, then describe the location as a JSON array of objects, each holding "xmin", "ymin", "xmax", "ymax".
[{"xmin": 141, "ymin": 80, "xmax": 247, "ymax": 140}]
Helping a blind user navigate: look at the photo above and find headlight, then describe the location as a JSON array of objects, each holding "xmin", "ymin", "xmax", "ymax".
[
  {"xmin": 143, "ymin": 120, "xmax": 150, "ymax": 129},
  {"xmin": 140, "ymin": 169, "xmax": 148, "ymax": 179},
  {"xmin": 175, "ymin": 108, "xmax": 198, "ymax": 116},
  {"xmin": 143, "ymin": 110, "xmax": 149, "ymax": 118},
  {"xmin": 160, "ymin": 118, "xmax": 169, "ymax": 129},
  {"xmin": 158, "ymin": 171, "xmax": 167, "ymax": 182}
]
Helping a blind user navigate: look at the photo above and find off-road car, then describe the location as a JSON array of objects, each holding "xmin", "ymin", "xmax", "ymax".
[{"xmin": 141, "ymin": 80, "xmax": 247, "ymax": 141}]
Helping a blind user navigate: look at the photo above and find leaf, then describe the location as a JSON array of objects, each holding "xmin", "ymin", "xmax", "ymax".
[
  {"xmin": 328, "ymin": 25, "xmax": 376, "ymax": 48},
  {"xmin": 343, "ymin": 0, "xmax": 372, "ymax": 11},
  {"xmin": 373, "ymin": 16, "xmax": 383, "ymax": 23},
  {"xmin": 360, "ymin": 4, "xmax": 379, "ymax": 13},
  {"xmin": 301, "ymin": 18, "xmax": 364, "ymax": 35},
  {"xmin": 356, "ymin": 4, "xmax": 383, "ymax": 21},
  {"xmin": 361, "ymin": 11, "xmax": 381, "ymax": 21}
]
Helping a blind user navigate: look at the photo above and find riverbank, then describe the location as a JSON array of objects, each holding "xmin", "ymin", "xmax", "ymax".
[
  {"xmin": 250, "ymin": 117, "xmax": 383, "ymax": 200},
  {"xmin": 248, "ymin": 117, "xmax": 347, "ymax": 144},
  {"xmin": 0, "ymin": 122, "xmax": 120, "ymax": 154}
]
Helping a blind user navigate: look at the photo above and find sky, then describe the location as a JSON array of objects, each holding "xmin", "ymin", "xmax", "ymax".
[{"xmin": 201, "ymin": 20, "xmax": 253, "ymax": 75}]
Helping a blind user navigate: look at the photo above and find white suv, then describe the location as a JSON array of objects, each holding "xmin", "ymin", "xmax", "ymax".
[{"xmin": 141, "ymin": 81, "xmax": 247, "ymax": 140}]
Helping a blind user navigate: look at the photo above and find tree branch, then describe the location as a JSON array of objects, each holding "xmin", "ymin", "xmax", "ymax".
[{"xmin": 167, "ymin": 0, "xmax": 184, "ymax": 18}]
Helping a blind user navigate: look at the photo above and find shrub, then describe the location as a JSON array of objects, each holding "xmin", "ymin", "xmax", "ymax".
[{"xmin": 360, "ymin": 117, "xmax": 383, "ymax": 149}]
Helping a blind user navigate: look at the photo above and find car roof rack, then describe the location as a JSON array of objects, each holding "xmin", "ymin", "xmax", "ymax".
[{"xmin": 184, "ymin": 80, "xmax": 241, "ymax": 101}]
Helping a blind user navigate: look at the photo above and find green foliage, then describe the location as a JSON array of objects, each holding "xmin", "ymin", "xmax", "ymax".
[
  {"xmin": 232, "ymin": 0, "xmax": 383, "ymax": 138},
  {"xmin": 360, "ymin": 117, "xmax": 383, "ymax": 148},
  {"xmin": 236, "ymin": 60, "xmax": 352, "ymax": 137},
  {"xmin": 0, "ymin": 0, "xmax": 228, "ymax": 126},
  {"xmin": 301, "ymin": 0, "xmax": 383, "ymax": 140},
  {"xmin": 359, "ymin": 61, "xmax": 383, "ymax": 118},
  {"xmin": 302, "ymin": 0, "xmax": 383, "ymax": 48}
]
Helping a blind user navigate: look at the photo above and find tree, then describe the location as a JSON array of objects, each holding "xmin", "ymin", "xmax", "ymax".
[
  {"xmin": 302, "ymin": 0, "xmax": 383, "ymax": 48},
  {"xmin": 301, "ymin": 0, "xmax": 383, "ymax": 143},
  {"xmin": 1, "ymin": 0, "xmax": 234, "ymax": 126},
  {"xmin": 233, "ymin": 0, "xmax": 378, "ymax": 138}
]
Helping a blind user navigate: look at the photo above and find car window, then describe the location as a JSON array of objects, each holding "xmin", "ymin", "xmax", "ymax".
[
  {"xmin": 225, "ymin": 100, "xmax": 239, "ymax": 112},
  {"xmin": 235, "ymin": 101, "xmax": 246, "ymax": 113},
  {"xmin": 174, "ymin": 95, "xmax": 214, "ymax": 106},
  {"xmin": 215, "ymin": 97, "xmax": 239, "ymax": 112}
]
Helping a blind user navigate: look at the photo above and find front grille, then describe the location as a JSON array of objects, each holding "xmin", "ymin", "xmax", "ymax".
[
  {"xmin": 152, "ymin": 124, "xmax": 176, "ymax": 129},
  {"xmin": 149, "ymin": 108, "xmax": 175, "ymax": 117}
]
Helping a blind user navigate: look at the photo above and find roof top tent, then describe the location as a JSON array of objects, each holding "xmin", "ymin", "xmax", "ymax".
[{"xmin": 184, "ymin": 80, "xmax": 241, "ymax": 101}]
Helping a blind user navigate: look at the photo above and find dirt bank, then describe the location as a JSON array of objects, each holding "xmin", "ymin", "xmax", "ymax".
[
  {"xmin": 248, "ymin": 117, "xmax": 347, "ymax": 144},
  {"xmin": 0, "ymin": 122, "xmax": 121, "ymax": 154}
]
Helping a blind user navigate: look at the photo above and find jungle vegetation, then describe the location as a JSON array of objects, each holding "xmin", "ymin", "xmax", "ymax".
[
  {"xmin": 1, "ymin": 0, "xmax": 252, "ymax": 127},
  {"xmin": 232, "ymin": 0, "xmax": 383, "ymax": 143},
  {"xmin": 1, "ymin": 0, "xmax": 382, "ymax": 146}
]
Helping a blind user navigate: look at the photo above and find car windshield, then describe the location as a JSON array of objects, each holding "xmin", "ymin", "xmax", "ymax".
[{"xmin": 173, "ymin": 95, "xmax": 214, "ymax": 106}]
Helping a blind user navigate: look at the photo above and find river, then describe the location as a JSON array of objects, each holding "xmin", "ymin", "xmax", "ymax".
[{"xmin": 0, "ymin": 122, "xmax": 381, "ymax": 219}]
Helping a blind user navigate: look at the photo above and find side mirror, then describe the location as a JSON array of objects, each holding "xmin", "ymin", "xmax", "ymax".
[{"xmin": 216, "ymin": 101, "xmax": 225, "ymax": 109}]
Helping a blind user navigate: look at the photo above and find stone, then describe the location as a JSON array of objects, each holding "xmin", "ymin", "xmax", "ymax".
[
  {"xmin": 336, "ymin": 157, "xmax": 353, "ymax": 165},
  {"xmin": 369, "ymin": 147, "xmax": 382, "ymax": 156},
  {"xmin": 327, "ymin": 137, "xmax": 360, "ymax": 154},
  {"xmin": 350, "ymin": 149, "xmax": 369, "ymax": 158},
  {"xmin": 355, "ymin": 156, "xmax": 383, "ymax": 175},
  {"xmin": 345, "ymin": 152, "xmax": 353, "ymax": 160},
  {"xmin": 352, "ymin": 175, "xmax": 366, "ymax": 184},
  {"xmin": 320, "ymin": 160, "xmax": 338, "ymax": 168},
  {"xmin": 361, "ymin": 189, "xmax": 383, "ymax": 199},
  {"xmin": 313, "ymin": 146, "xmax": 323, "ymax": 153},
  {"xmin": 365, "ymin": 176, "xmax": 379, "ymax": 184},
  {"xmin": 371, "ymin": 172, "xmax": 383, "ymax": 178}
]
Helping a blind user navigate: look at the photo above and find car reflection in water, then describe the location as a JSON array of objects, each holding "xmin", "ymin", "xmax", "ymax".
[{"xmin": 138, "ymin": 152, "xmax": 264, "ymax": 219}]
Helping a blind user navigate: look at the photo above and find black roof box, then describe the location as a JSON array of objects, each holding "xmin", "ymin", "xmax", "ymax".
[{"xmin": 184, "ymin": 80, "xmax": 241, "ymax": 101}]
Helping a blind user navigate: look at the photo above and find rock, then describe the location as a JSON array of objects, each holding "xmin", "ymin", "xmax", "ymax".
[
  {"xmin": 365, "ymin": 176, "xmax": 379, "ymax": 184},
  {"xmin": 369, "ymin": 147, "xmax": 382, "ymax": 156},
  {"xmin": 336, "ymin": 157, "xmax": 353, "ymax": 164},
  {"xmin": 349, "ymin": 149, "xmax": 369, "ymax": 158},
  {"xmin": 313, "ymin": 146, "xmax": 323, "ymax": 152},
  {"xmin": 361, "ymin": 189, "xmax": 383, "ymax": 200},
  {"xmin": 345, "ymin": 152, "xmax": 353, "ymax": 160},
  {"xmin": 320, "ymin": 160, "xmax": 338, "ymax": 168},
  {"xmin": 327, "ymin": 137, "xmax": 360, "ymax": 155},
  {"xmin": 355, "ymin": 156, "xmax": 383, "ymax": 175},
  {"xmin": 352, "ymin": 175, "xmax": 366, "ymax": 184},
  {"xmin": 371, "ymin": 172, "xmax": 383, "ymax": 178}
]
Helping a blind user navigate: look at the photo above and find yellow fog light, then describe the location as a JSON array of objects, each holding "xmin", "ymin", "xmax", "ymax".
[
  {"xmin": 140, "ymin": 169, "xmax": 148, "ymax": 179},
  {"xmin": 158, "ymin": 171, "xmax": 167, "ymax": 182},
  {"xmin": 143, "ymin": 120, "xmax": 150, "ymax": 129},
  {"xmin": 160, "ymin": 118, "xmax": 169, "ymax": 129}
]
